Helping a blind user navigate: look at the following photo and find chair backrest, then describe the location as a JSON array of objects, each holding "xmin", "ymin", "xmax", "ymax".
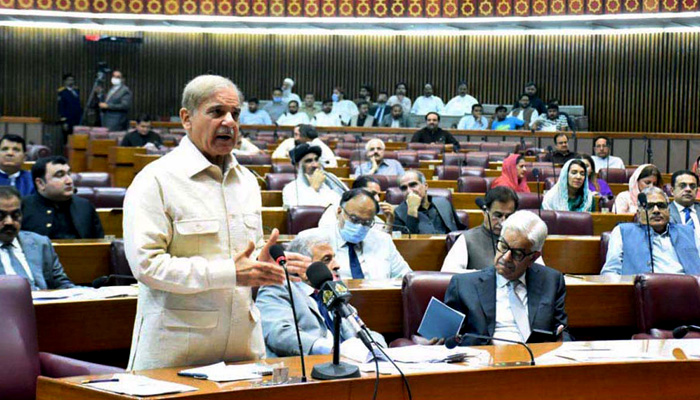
[
  {"xmin": 599, "ymin": 168, "xmax": 628, "ymax": 184},
  {"xmin": 457, "ymin": 176, "xmax": 487, "ymax": 193},
  {"xmin": 407, "ymin": 142, "xmax": 428, "ymax": 150},
  {"xmin": 287, "ymin": 206, "xmax": 327, "ymax": 235},
  {"xmin": 384, "ymin": 187, "xmax": 453, "ymax": 205},
  {"xmin": 459, "ymin": 142, "xmax": 482, "ymax": 151},
  {"xmin": 373, "ymin": 175, "xmax": 400, "ymax": 191},
  {"xmin": 523, "ymin": 210, "xmax": 593, "ymax": 235},
  {"xmin": 0, "ymin": 276, "xmax": 40, "ymax": 400},
  {"xmin": 461, "ymin": 166, "xmax": 485, "ymax": 178},
  {"xmin": 25, "ymin": 145, "xmax": 51, "ymax": 161},
  {"xmin": 516, "ymin": 192, "xmax": 543, "ymax": 210},
  {"xmin": 396, "ymin": 151, "xmax": 419, "ymax": 168},
  {"xmin": 544, "ymin": 177, "xmax": 557, "ymax": 190},
  {"xmin": 435, "ymin": 166, "xmax": 461, "ymax": 181},
  {"xmin": 93, "ymin": 187, "xmax": 127, "ymax": 208},
  {"xmin": 70, "ymin": 172, "xmax": 111, "ymax": 188},
  {"xmin": 634, "ymin": 274, "xmax": 700, "ymax": 335},
  {"xmin": 401, "ymin": 272, "xmax": 456, "ymax": 339},
  {"xmin": 442, "ymin": 153, "xmax": 467, "ymax": 166},
  {"xmin": 454, "ymin": 210, "xmax": 470, "ymax": 229},
  {"xmin": 236, "ymin": 153, "xmax": 272, "ymax": 165},
  {"xmin": 271, "ymin": 163, "xmax": 295, "ymax": 173},
  {"xmin": 487, "ymin": 152, "xmax": 509, "ymax": 162},
  {"xmin": 265, "ymin": 173, "xmax": 296, "ymax": 191},
  {"xmin": 526, "ymin": 164, "xmax": 560, "ymax": 181},
  {"xmin": 600, "ymin": 231, "xmax": 611, "ymax": 269},
  {"xmin": 74, "ymin": 187, "xmax": 95, "ymax": 205},
  {"xmin": 465, "ymin": 152, "xmax": 490, "ymax": 169},
  {"xmin": 417, "ymin": 150, "xmax": 439, "ymax": 161}
]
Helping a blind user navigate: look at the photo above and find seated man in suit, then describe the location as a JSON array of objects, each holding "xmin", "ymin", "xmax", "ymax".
[
  {"xmin": 542, "ymin": 133, "xmax": 578, "ymax": 165},
  {"xmin": 0, "ymin": 186, "xmax": 75, "ymax": 290},
  {"xmin": 120, "ymin": 113, "xmax": 163, "ymax": 148},
  {"xmin": 382, "ymin": 104, "xmax": 412, "ymax": 128},
  {"xmin": 369, "ymin": 91, "xmax": 391, "ymax": 125},
  {"xmin": 0, "ymin": 134, "xmax": 34, "ymax": 196},
  {"xmin": 445, "ymin": 210, "xmax": 570, "ymax": 345},
  {"xmin": 602, "ymin": 186, "xmax": 700, "ymax": 275},
  {"xmin": 348, "ymin": 101, "xmax": 375, "ymax": 127},
  {"xmin": 256, "ymin": 233, "xmax": 387, "ymax": 357},
  {"xmin": 297, "ymin": 188, "xmax": 412, "ymax": 280},
  {"xmin": 353, "ymin": 138, "xmax": 405, "ymax": 177},
  {"xmin": 394, "ymin": 170, "xmax": 466, "ymax": 234},
  {"xmin": 282, "ymin": 143, "xmax": 347, "ymax": 208},
  {"xmin": 21, "ymin": 156, "xmax": 104, "ymax": 239},
  {"xmin": 669, "ymin": 170, "xmax": 700, "ymax": 237}
]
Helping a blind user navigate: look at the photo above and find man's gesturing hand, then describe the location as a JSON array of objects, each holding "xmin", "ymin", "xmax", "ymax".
[{"xmin": 235, "ymin": 240, "xmax": 290, "ymax": 287}]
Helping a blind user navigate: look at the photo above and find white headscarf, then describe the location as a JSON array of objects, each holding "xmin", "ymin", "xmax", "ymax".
[{"xmin": 542, "ymin": 159, "xmax": 593, "ymax": 212}]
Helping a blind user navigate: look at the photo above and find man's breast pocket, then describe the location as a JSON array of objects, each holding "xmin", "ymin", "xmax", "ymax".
[{"xmin": 173, "ymin": 219, "xmax": 221, "ymax": 256}]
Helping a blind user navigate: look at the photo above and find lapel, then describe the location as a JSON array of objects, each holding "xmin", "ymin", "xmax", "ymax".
[
  {"xmin": 106, "ymin": 85, "xmax": 124, "ymax": 103},
  {"xmin": 477, "ymin": 270, "xmax": 497, "ymax": 336},
  {"xmin": 525, "ymin": 266, "xmax": 544, "ymax": 327},
  {"xmin": 432, "ymin": 197, "xmax": 455, "ymax": 231},
  {"xmin": 670, "ymin": 202, "xmax": 682, "ymax": 224},
  {"xmin": 18, "ymin": 232, "xmax": 44, "ymax": 288}
]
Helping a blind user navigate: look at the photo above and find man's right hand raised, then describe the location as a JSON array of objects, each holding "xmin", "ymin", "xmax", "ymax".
[{"xmin": 234, "ymin": 241, "xmax": 294, "ymax": 287}]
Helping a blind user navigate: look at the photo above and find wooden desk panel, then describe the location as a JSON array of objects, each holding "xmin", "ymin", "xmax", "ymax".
[
  {"xmin": 133, "ymin": 154, "xmax": 161, "ymax": 173},
  {"xmin": 53, "ymin": 240, "xmax": 111, "ymax": 285},
  {"xmin": 97, "ymin": 208, "xmax": 124, "ymax": 238},
  {"xmin": 542, "ymin": 236, "xmax": 601, "ymax": 274}
]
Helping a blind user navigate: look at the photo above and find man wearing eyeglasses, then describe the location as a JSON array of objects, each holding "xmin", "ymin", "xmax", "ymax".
[
  {"xmin": 0, "ymin": 186, "xmax": 74, "ymax": 290},
  {"xmin": 444, "ymin": 211, "xmax": 570, "ymax": 345},
  {"xmin": 296, "ymin": 188, "xmax": 411, "ymax": 280},
  {"xmin": 591, "ymin": 136, "xmax": 624, "ymax": 173},
  {"xmin": 601, "ymin": 186, "xmax": 700, "ymax": 275}
]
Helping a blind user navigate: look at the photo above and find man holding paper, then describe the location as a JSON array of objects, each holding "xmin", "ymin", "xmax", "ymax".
[{"xmin": 444, "ymin": 211, "xmax": 570, "ymax": 345}]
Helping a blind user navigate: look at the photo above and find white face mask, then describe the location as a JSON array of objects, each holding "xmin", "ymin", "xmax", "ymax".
[{"xmin": 111, "ymin": 78, "xmax": 122, "ymax": 86}]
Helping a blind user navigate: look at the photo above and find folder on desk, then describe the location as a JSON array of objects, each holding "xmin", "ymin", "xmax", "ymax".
[{"xmin": 417, "ymin": 297, "xmax": 465, "ymax": 340}]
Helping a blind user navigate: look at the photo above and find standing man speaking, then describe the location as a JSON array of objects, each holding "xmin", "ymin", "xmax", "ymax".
[{"xmin": 124, "ymin": 75, "xmax": 308, "ymax": 370}]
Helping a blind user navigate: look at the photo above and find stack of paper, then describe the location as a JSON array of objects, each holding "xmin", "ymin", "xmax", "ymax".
[
  {"xmin": 32, "ymin": 285, "xmax": 138, "ymax": 301},
  {"xmin": 179, "ymin": 362, "xmax": 273, "ymax": 382},
  {"xmin": 84, "ymin": 374, "xmax": 197, "ymax": 396}
]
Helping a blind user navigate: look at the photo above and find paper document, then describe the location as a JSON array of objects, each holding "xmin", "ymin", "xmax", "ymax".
[
  {"xmin": 341, "ymin": 341, "xmax": 489, "ymax": 366},
  {"xmin": 179, "ymin": 362, "xmax": 273, "ymax": 382},
  {"xmin": 357, "ymin": 361, "xmax": 468, "ymax": 375},
  {"xmin": 417, "ymin": 297, "xmax": 465, "ymax": 340},
  {"xmin": 84, "ymin": 373, "xmax": 197, "ymax": 396},
  {"xmin": 32, "ymin": 285, "xmax": 138, "ymax": 301}
]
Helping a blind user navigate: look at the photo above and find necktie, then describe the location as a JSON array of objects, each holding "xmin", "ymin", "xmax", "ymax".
[
  {"xmin": 348, "ymin": 243, "xmax": 365, "ymax": 279},
  {"xmin": 3, "ymin": 243, "xmax": 36, "ymax": 290},
  {"xmin": 685, "ymin": 208, "xmax": 695, "ymax": 229},
  {"xmin": 508, "ymin": 281, "xmax": 531, "ymax": 341},
  {"xmin": 313, "ymin": 292, "xmax": 335, "ymax": 335}
]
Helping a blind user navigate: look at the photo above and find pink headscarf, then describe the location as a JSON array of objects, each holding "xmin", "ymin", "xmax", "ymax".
[
  {"xmin": 614, "ymin": 164, "xmax": 653, "ymax": 214},
  {"xmin": 491, "ymin": 154, "xmax": 530, "ymax": 193}
]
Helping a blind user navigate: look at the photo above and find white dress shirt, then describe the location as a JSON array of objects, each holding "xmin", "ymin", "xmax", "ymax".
[
  {"xmin": 282, "ymin": 177, "xmax": 342, "ymax": 208},
  {"xmin": 387, "ymin": 95, "xmax": 412, "ymax": 114},
  {"xmin": 239, "ymin": 109, "xmax": 273, "ymax": 125},
  {"xmin": 281, "ymin": 92, "xmax": 301, "ymax": 105},
  {"xmin": 332, "ymin": 100, "xmax": 359, "ymax": 124},
  {"xmin": 271, "ymin": 138, "xmax": 337, "ymax": 167},
  {"xmin": 457, "ymin": 115, "xmax": 489, "ymax": 130},
  {"xmin": 443, "ymin": 95, "xmax": 479, "ymax": 116},
  {"xmin": 0, "ymin": 237, "xmax": 35, "ymax": 286},
  {"xmin": 591, "ymin": 155, "xmax": 625, "ymax": 172},
  {"xmin": 312, "ymin": 112, "xmax": 344, "ymax": 127},
  {"xmin": 494, "ymin": 272, "xmax": 528, "ymax": 344},
  {"xmin": 233, "ymin": 138, "xmax": 261, "ymax": 156},
  {"xmin": 441, "ymin": 234, "xmax": 545, "ymax": 272},
  {"xmin": 674, "ymin": 201, "xmax": 700, "ymax": 245},
  {"xmin": 297, "ymin": 225, "xmax": 412, "ymax": 280},
  {"xmin": 410, "ymin": 96, "xmax": 445, "ymax": 115},
  {"xmin": 275, "ymin": 112, "xmax": 310, "ymax": 126},
  {"xmin": 601, "ymin": 225, "xmax": 687, "ymax": 275}
]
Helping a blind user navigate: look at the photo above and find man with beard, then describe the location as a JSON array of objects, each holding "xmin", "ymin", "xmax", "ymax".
[
  {"xmin": 508, "ymin": 93, "xmax": 539, "ymax": 130},
  {"xmin": 276, "ymin": 100, "xmax": 311, "ymax": 126},
  {"xmin": 513, "ymin": 82, "xmax": 546, "ymax": 114},
  {"xmin": 0, "ymin": 186, "xmax": 75, "ymax": 290},
  {"xmin": 410, "ymin": 112, "xmax": 460, "ymax": 150},
  {"xmin": 282, "ymin": 143, "xmax": 347, "ymax": 208},
  {"xmin": 410, "ymin": 83, "xmax": 445, "ymax": 115},
  {"xmin": 382, "ymin": 104, "xmax": 412, "ymax": 128}
]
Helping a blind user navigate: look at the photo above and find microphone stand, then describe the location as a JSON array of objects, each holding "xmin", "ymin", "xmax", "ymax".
[
  {"xmin": 547, "ymin": 146, "xmax": 556, "ymax": 178},
  {"xmin": 311, "ymin": 309, "xmax": 361, "ymax": 380},
  {"xmin": 448, "ymin": 332, "xmax": 535, "ymax": 366},
  {"xmin": 639, "ymin": 196, "xmax": 655, "ymax": 274},
  {"xmin": 646, "ymin": 136, "xmax": 653, "ymax": 164},
  {"xmin": 533, "ymin": 169, "xmax": 542, "ymax": 218}
]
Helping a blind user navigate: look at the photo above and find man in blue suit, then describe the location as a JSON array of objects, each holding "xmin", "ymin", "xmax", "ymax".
[
  {"xmin": 0, "ymin": 186, "xmax": 75, "ymax": 290},
  {"xmin": 256, "ymin": 232, "xmax": 386, "ymax": 357},
  {"xmin": 602, "ymin": 186, "xmax": 700, "ymax": 275},
  {"xmin": 444, "ymin": 210, "xmax": 570, "ymax": 346},
  {"xmin": 0, "ymin": 135, "xmax": 34, "ymax": 197}
]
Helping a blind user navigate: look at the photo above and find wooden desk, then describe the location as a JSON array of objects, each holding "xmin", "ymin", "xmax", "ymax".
[
  {"xmin": 67, "ymin": 134, "xmax": 88, "ymax": 172},
  {"xmin": 38, "ymin": 340, "xmax": 696, "ymax": 400},
  {"xmin": 108, "ymin": 147, "xmax": 146, "ymax": 188},
  {"xmin": 52, "ymin": 240, "xmax": 111, "ymax": 285},
  {"xmin": 97, "ymin": 208, "xmax": 124, "ymax": 238},
  {"xmin": 133, "ymin": 153, "xmax": 161, "ymax": 173},
  {"xmin": 86, "ymin": 139, "xmax": 117, "ymax": 172}
]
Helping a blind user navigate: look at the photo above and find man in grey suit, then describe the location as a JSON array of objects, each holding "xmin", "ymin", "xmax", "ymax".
[
  {"xmin": 445, "ymin": 211, "xmax": 570, "ymax": 345},
  {"xmin": 256, "ymin": 233, "xmax": 386, "ymax": 357},
  {"xmin": 99, "ymin": 70, "xmax": 132, "ymax": 131},
  {"xmin": 0, "ymin": 186, "xmax": 75, "ymax": 290},
  {"xmin": 381, "ymin": 104, "xmax": 412, "ymax": 128},
  {"xmin": 669, "ymin": 170, "xmax": 700, "ymax": 232},
  {"xmin": 394, "ymin": 170, "xmax": 466, "ymax": 234}
]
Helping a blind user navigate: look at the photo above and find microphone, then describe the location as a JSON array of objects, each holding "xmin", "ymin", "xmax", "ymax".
[
  {"xmin": 475, "ymin": 197, "xmax": 496, "ymax": 255},
  {"xmin": 445, "ymin": 332, "xmax": 535, "ymax": 366},
  {"xmin": 92, "ymin": 274, "xmax": 137, "ymax": 288},
  {"xmin": 323, "ymin": 170, "xmax": 349, "ymax": 195},
  {"xmin": 376, "ymin": 220, "xmax": 412, "ymax": 239},
  {"xmin": 546, "ymin": 145, "xmax": 556, "ymax": 177},
  {"xmin": 269, "ymin": 244, "xmax": 308, "ymax": 382},
  {"xmin": 637, "ymin": 193, "xmax": 655, "ymax": 274},
  {"xmin": 532, "ymin": 168, "xmax": 542, "ymax": 218},
  {"xmin": 672, "ymin": 325, "xmax": 700, "ymax": 339}
]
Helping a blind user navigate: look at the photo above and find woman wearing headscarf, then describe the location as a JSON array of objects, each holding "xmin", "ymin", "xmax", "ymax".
[
  {"xmin": 491, "ymin": 154, "xmax": 530, "ymax": 193},
  {"xmin": 612, "ymin": 164, "xmax": 662, "ymax": 214},
  {"xmin": 542, "ymin": 159, "xmax": 594, "ymax": 212},
  {"xmin": 579, "ymin": 153, "xmax": 613, "ymax": 197}
]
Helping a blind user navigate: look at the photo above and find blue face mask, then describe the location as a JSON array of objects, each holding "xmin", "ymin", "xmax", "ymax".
[
  {"xmin": 331, "ymin": 93, "xmax": 339, "ymax": 102},
  {"xmin": 339, "ymin": 219, "xmax": 371, "ymax": 244},
  {"xmin": 273, "ymin": 96, "xmax": 283, "ymax": 103}
]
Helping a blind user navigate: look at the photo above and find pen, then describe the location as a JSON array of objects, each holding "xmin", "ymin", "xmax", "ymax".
[
  {"xmin": 81, "ymin": 378, "xmax": 119, "ymax": 384},
  {"xmin": 177, "ymin": 372, "xmax": 209, "ymax": 379}
]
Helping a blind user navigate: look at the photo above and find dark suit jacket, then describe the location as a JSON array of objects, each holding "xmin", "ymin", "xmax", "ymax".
[
  {"xmin": 101, "ymin": 84, "xmax": 132, "ymax": 131},
  {"xmin": 21, "ymin": 194, "xmax": 104, "ymax": 239},
  {"xmin": 381, "ymin": 114, "xmax": 412, "ymax": 128},
  {"xmin": 370, "ymin": 104, "xmax": 392, "ymax": 125},
  {"xmin": 1, "ymin": 231, "xmax": 76, "ymax": 290},
  {"xmin": 393, "ymin": 196, "xmax": 465, "ymax": 234},
  {"xmin": 444, "ymin": 265, "xmax": 571, "ymax": 345}
]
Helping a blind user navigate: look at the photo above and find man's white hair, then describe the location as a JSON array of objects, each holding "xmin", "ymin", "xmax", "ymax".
[
  {"xmin": 287, "ymin": 231, "xmax": 331, "ymax": 259},
  {"xmin": 365, "ymin": 138, "xmax": 385, "ymax": 152},
  {"xmin": 639, "ymin": 186, "xmax": 669, "ymax": 206},
  {"xmin": 500, "ymin": 210, "xmax": 548, "ymax": 252},
  {"xmin": 181, "ymin": 75, "xmax": 240, "ymax": 114}
]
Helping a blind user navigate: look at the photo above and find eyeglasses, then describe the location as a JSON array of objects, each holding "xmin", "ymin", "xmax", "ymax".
[
  {"xmin": 342, "ymin": 207, "xmax": 375, "ymax": 228},
  {"xmin": 496, "ymin": 239, "xmax": 536, "ymax": 262},
  {"xmin": 644, "ymin": 202, "xmax": 669, "ymax": 211},
  {"xmin": 0, "ymin": 209, "xmax": 21, "ymax": 221},
  {"xmin": 676, "ymin": 183, "xmax": 698, "ymax": 190},
  {"xmin": 399, "ymin": 181, "xmax": 421, "ymax": 192}
]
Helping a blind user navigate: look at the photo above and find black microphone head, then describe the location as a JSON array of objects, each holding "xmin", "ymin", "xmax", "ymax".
[
  {"xmin": 475, "ymin": 197, "xmax": 486, "ymax": 211},
  {"xmin": 673, "ymin": 325, "xmax": 689, "ymax": 339},
  {"xmin": 269, "ymin": 244, "xmax": 286, "ymax": 264},
  {"xmin": 92, "ymin": 275, "xmax": 111, "ymax": 288},
  {"xmin": 532, "ymin": 168, "xmax": 540, "ymax": 179},
  {"xmin": 546, "ymin": 145, "xmax": 553, "ymax": 152},
  {"xmin": 307, "ymin": 261, "xmax": 333, "ymax": 289},
  {"xmin": 445, "ymin": 335, "xmax": 460, "ymax": 349},
  {"xmin": 638, "ymin": 192, "xmax": 648, "ymax": 207}
]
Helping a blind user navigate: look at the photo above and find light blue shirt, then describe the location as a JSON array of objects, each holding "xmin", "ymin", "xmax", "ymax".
[
  {"xmin": 457, "ymin": 115, "xmax": 489, "ymax": 130},
  {"xmin": 354, "ymin": 158, "xmax": 405, "ymax": 177},
  {"xmin": 240, "ymin": 109, "xmax": 272, "ymax": 125},
  {"xmin": 601, "ymin": 225, "xmax": 687, "ymax": 275}
]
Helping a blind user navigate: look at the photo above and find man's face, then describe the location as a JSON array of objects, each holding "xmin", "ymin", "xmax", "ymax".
[
  {"xmin": 425, "ymin": 114, "xmax": 439, "ymax": 130},
  {"xmin": 359, "ymin": 88, "xmax": 369, "ymax": 99},
  {"xmin": 673, "ymin": 174, "xmax": 698, "ymax": 208},
  {"xmin": 281, "ymin": 81, "xmax": 292, "ymax": 91},
  {"xmin": 136, "ymin": 121, "xmax": 151, "ymax": 136},
  {"xmin": 473, "ymin": 106, "xmax": 483, "ymax": 118},
  {"xmin": 458, "ymin": 84, "xmax": 468, "ymax": 96},
  {"xmin": 519, "ymin": 96, "xmax": 530, "ymax": 109},
  {"xmin": 484, "ymin": 200, "xmax": 516, "ymax": 236},
  {"xmin": 181, "ymin": 87, "xmax": 240, "ymax": 161},
  {"xmin": 594, "ymin": 138, "xmax": 609, "ymax": 158},
  {"xmin": 272, "ymin": 89, "xmax": 283, "ymax": 101},
  {"xmin": 362, "ymin": 181, "xmax": 382, "ymax": 203},
  {"xmin": 396, "ymin": 84, "xmax": 407, "ymax": 96},
  {"xmin": 301, "ymin": 153, "xmax": 320, "ymax": 175},
  {"xmin": 0, "ymin": 196, "xmax": 21, "ymax": 245},
  {"xmin": 248, "ymin": 101, "xmax": 259, "ymax": 113},
  {"xmin": 377, "ymin": 93, "xmax": 388, "ymax": 103},
  {"xmin": 37, "ymin": 162, "xmax": 73, "ymax": 202},
  {"xmin": 293, "ymin": 126, "xmax": 307, "ymax": 142},
  {"xmin": 333, "ymin": 88, "xmax": 343, "ymax": 100},
  {"xmin": 366, "ymin": 140, "xmax": 385, "ymax": 163},
  {"xmin": 547, "ymin": 108, "xmax": 559, "ymax": 120},
  {"xmin": 322, "ymin": 102, "xmax": 333, "ymax": 113},
  {"xmin": 399, "ymin": 172, "xmax": 427, "ymax": 201},
  {"xmin": 495, "ymin": 109, "xmax": 507, "ymax": 120},
  {"xmin": 423, "ymin": 84, "xmax": 433, "ymax": 97},
  {"xmin": 525, "ymin": 85, "xmax": 537, "ymax": 96},
  {"xmin": 64, "ymin": 76, "xmax": 75, "ymax": 87},
  {"xmin": 391, "ymin": 105, "xmax": 403, "ymax": 119},
  {"xmin": 310, "ymin": 243, "xmax": 340, "ymax": 280},
  {"xmin": 337, "ymin": 194, "xmax": 377, "ymax": 230},
  {"xmin": 112, "ymin": 71, "xmax": 123, "ymax": 81},
  {"xmin": 0, "ymin": 140, "xmax": 25, "ymax": 173},
  {"xmin": 638, "ymin": 192, "xmax": 670, "ymax": 233},
  {"xmin": 494, "ymin": 227, "xmax": 538, "ymax": 281},
  {"xmin": 304, "ymin": 94, "xmax": 315, "ymax": 107},
  {"xmin": 358, "ymin": 104, "xmax": 369, "ymax": 116},
  {"xmin": 555, "ymin": 135, "xmax": 569, "ymax": 153},
  {"xmin": 288, "ymin": 102, "xmax": 299, "ymax": 114}
]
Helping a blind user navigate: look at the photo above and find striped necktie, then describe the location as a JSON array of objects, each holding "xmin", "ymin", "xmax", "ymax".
[
  {"xmin": 508, "ymin": 280, "xmax": 531, "ymax": 341},
  {"xmin": 685, "ymin": 208, "xmax": 695, "ymax": 229}
]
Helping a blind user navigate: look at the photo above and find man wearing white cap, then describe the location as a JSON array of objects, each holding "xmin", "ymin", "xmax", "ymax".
[{"xmin": 282, "ymin": 78, "xmax": 302, "ymax": 105}]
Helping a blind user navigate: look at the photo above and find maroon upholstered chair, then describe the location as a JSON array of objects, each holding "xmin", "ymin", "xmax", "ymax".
[
  {"xmin": 93, "ymin": 187, "xmax": 127, "ymax": 208},
  {"xmin": 407, "ymin": 142, "xmax": 428, "ymax": 150},
  {"xmin": 396, "ymin": 151, "xmax": 420, "ymax": 168},
  {"xmin": 336, "ymin": 142, "xmax": 362, "ymax": 150},
  {"xmin": 632, "ymin": 274, "xmax": 700, "ymax": 339},
  {"xmin": 389, "ymin": 271, "xmax": 457, "ymax": 347},
  {"xmin": 457, "ymin": 176, "xmax": 487, "ymax": 193},
  {"xmin": 287, "ymin": 206, "xmax": 327, "ymax": 234},
  {"xmin": 265, "ymin": 173, "xmax": 296, "ymax": 191},
  {"xmin": 454, "ymin": 210, "xmax": 470, "ymax": 229},
  {"xmin": 461, "ymin": 166, "xmax": 485, "ymax": 177},
  {"xmin": 0, "ymin": 276, "xmax": 123, "ymax": 400},
  {"xmin": 70, "ymin": 172, "xmax": 112, "ymax": 188},
  {"xmin": 417, "ymin": 150, "xmax": 439, "ymax": 161},
  {"xmin": 250, "ymin": 140, "xmax": 268, "ymax": 150},
  {"xmin": 25, "ymin": 145, "xmax": 51, "ymax": 161},
  {"xmin": 485, "ymin": 177, "xmax": 496, "ymax": 191},
  {"xmin": 479, "ymin": 142, "xmax": 502, "ymax": 153},
  {"xmin": 435, "ymin": 166, "xmax": 461, "ymax": 181},
  {"xmin": 236, "ymin": 153, "xmax": 272, "ymax": 165},
  {"xmin": 459, "ymin": 142, "xmax": 482, "ymax": 151},
  {"xmin": 442, "ymin": 153, "xmax": 467, "ymax": 166},
  {"xmin": 523, "ymin": 210, "xmax": 593, "ymax": 235},
  {"xmin": 384, "ymin": 187, "xmax": 453, "ymax": 205},
  {"xmin": 373, "ymin": 175, "xmax": 400, "ymax": 191},
  {"xmin": 516, "ymin": 192, "xmax": 543, "ymax": 210},
  {"xmin": 74, "ymin": 187, "xmax": 95, "ymax": 205},
  {"xmin": 599, "ymin": 231, "xmax": 611, "ymax": 269},
  {"xmin": 465, "ymin": 152, "xmax": 490, "ymax": 169},
  {"xmin": 487, "ymin": 152, "xmax": 509, "ymax": 162},
  {"xmin": 271, "ymin": 163, "xmax": 295, "ymax": 173},
  {"xmin": 526, "ymin": 163, "xmax": 560, "ymax": 181},
  {"xmin": 599, "ymin": 168, "xmax": 628, "ymax": 184},
  {"xmin": 543, "ymin": 177, "xmax": 557, "ymax": 190},
  {"xmin": 445, "ymin": 230, "xmax": 465, "ymax": 252}
]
